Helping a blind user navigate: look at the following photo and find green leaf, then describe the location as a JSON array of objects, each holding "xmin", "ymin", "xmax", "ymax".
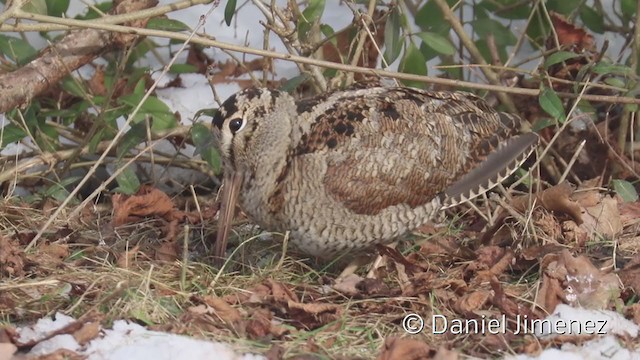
[
  {"xmin": 471, "ymin": 18, "xmax": 517, "ymax": 46},
  {"xmin": 126, "ymin": 39, "xmax": 157, "ymax": 66},
  {"xmin": 526, "ymin": 12, "xmax": 550, "ymax": 47},
  {"xmin": 301, "ymin": 0, "xmax": 325, "ymax": 24},
  {"xmin": 539, "ymin": 86, "xmax": 566, "ymax": 123},
  {"xmin": 475, "ymin": 39, "xmax": 507, "ymax": 63},
  {"xmin": 224, "ymin": 0, "xmax": 237, "ymax": 26},
  {"xmin": 119, "ymin": 95, "xmax": 177, "ymax": 131},
  {"xmin": 45, "ymin": 0, "xmax": 69, "ymax": 16},
  {"xmin": 146, "ymin": 18, "xmax": 190, "ymax": 32},
  {"xmin": 546, "ymin": 0, "xmax": 581, "ymax": 15},
  {"xmin": 611, "ymin": 179, "xmax": 639, "ymax": 202},
  {"xmin": 415, "ymin": 0, "xmax": 454, "ymax": 32},
  {"xmin": 579, "ymin": 6, "xmax": 604, "ymax": 34},
  {"xmin": 399, "ymin": 43, "xmax": 427, "ymax": 88},
  {"xmin": 22, "ymin": 0, "xmax": 47, "ymax": 15},
  {"xmin": 320, "ymin": 24, "xmax": 337, "ymax": 48},
  {"xmin": 0, "ymin": 35, "xmax": 37, "ymax": 65},
  {"xmin": 61, "ymin": 76, "xmax": 87, "ymax": 98},
  {"xmin": 169, "ymin": 64, "xmax": 199, "ymax": 74},
  {"xmin": 544, "ymin": 51, "xmax": 579, "ymax": 69},
  {"xmin": 297, "ymin": 0, "xmax": 325, "ymax": 40},
  {"xmin": 118, "ymin": 122, "xmax": 147, "ymax": 159},
  {"xmin": 133, "ymin": 78, "xmax": 146, "ymax": 97},
  {"xmin": 191, "ymin": 123, "xmax": 221, "ymax": 173},
  {"xmin": 477, "ymin": 0, "xmax": 530, "ymax": 19},
  {"xmin": 114, "ymin": 164, "xmax": 141, "ymax": 195},
  {"xmin": 576, "ymin": 99, "xmax": 597, "ymax": 115},
  {"xmin": 0, "ymin": 124, "xmax": 27, "ymax": 148},
  {"xmin": 604, "ymin": 77, "xmax": 627, "ymax": 88},
  {"xmin": 621, "ymin": 0, "xmax": 637, "ymax": 21},
  {"xmin": 532, "ymin": 117, "xmax": 557, "ymax": 131},
  {"xmin": 383, "ymin": 6, "xmax": 403, "ymax": 65},
  {"xmin": 416, "ymin": 32, "xmax": 455, "ymax": 56},
  {"xmin": 88, "ymin": 128, "xmax": 104, "ymax": 154},
  {"xmin": 279, "ymin": 74, "xmax": 312, "ymax": 93},
  {"xmin": 593, "ymin": 61, "xmax": 634, "ymax": 76},
  {"xmin": 43, "ymin": 176, "xmax": 81, "ymax": 201}
]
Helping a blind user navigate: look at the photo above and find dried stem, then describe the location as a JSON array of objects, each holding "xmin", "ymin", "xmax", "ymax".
[
  {"xmin": 433, "ymin": 0, "xmax": 517, "ymax": 113},
  {"xmin": 2, "ymin": 11, "xmax": 639, "ymax": 105}
]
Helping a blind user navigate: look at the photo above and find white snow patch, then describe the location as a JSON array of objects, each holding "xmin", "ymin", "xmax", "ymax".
[
  {"xmin": 506, "ymin": 305, "xmax": 640, "ymax": 360},
  {"xmin": 16, "ymin": 313, "xmax": 265, "ymax": 360}
]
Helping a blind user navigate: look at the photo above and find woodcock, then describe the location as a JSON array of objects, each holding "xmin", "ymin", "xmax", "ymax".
[{"xmin": 211, "ymin": 86, "xmax": 538, "ymax": 262}]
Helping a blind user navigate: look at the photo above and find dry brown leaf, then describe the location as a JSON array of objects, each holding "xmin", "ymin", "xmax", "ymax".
[
  {"xmin": 377, "ymin": 337, "xmax": 433, "ymax": 360},
  {"xmin": 476, "ymin": 246, "xmax": 506, "ymax": 267},
  {"xmin": 0, "ymin": 236, "xmax": 25, "ymax": 277},
  {"xmin": 268, "ymin": 279, "xmax": 299, "ymax": 303},
  {"xmin": 116, "ymin": 245, "xmax": 140, "ymax": 268},
  {"xmin": 264, "ymin": 344, "xmax": 285, "ymax": 360},
  {"xmin": 72, "ymin": 322, "xmax": 101, "ymax": 345},
  {"xmin": 332, "ymin": 273, "xmax": 364, "ymax": 296},
  {"xmin": 244, "ymin": 283, "xmax": 272, "ymax": 304},
  {"xmin": 30, "ymin": 243, "xmax": 69, "ymax": 269},
  {"xmin": 580, "ymin": 196, "xmax": 623, "ymax": 239},
  {"xmin": 286, "ymin": 299, "xmax": 341, "ymax": 330},
  {"xmin": 539, "ymin": 250, "xmax": 621, "ymax": 311},
  {"xmin": 454, "ymin": 291, "xmax": 491, "ymax": 314},
  {"xmin": 155, "ymin": 240, "xmax": 179, "ymax": 262},
  {"xmin": 245, "ymin": 307, "xmax": 272, "ymax": 339},
  {"xmin": 625, "ymin": 304, "xmax": 640, "ymax": 326},
  {"xmin": 186, "ymin": 45, "xmax": 210, "ymax": 74},
  {"xmin": 619, "ymin": 201, "xmax": 640, "ymax": 228},
  {"xmin": 112, "ymin": 186, "xmax": 175, "ymax": 226},
  {"xmin": 246, "ymin": 308, "xmax": 289, "ymax": 340},
  {"xmin": 358, "ymin": 278, "xmax": 394, "ymax": 297},
  {"xmin": 208, "ymin": 59, "xmax": 272, "ymax": 85},
  {"xmin": 537, "ymin": 272, "xmax": 565, "ymax": 313},
  {"xmin": 618, "ymin": 254, "xmax": 640, "ymax": 295},
  {"xmin": 376, "ymin": 245, "xmax": 425, "ymax": 275},
  {"xmin": 549, "ymin": 12, "xmax": 595, "ymax": 51},
  {"xmin": 561, "ymin": 220, "xmax": 589, "ymax": 246},
  {"xmin": 321, "ymin": 10, "xmax": 386, "ymax": 70},
  {"xmin": 490, "ymin": 278, "xmax": 532, "ymax": 319},
  {"xmin": 538, "ymin": 182, "xmax": 582, "ymax": 224},
  {"xmin": 483, "ymin": 182, "xmax": 582, "ymax": 244},
  {"xmin": 88, "ymin": 66, "xmax": 107, "ymax": 96},
  {"xmin": 520, "ymin": 244, "xmax": 566, "ymax": 261},
  {"xmin": 201, "ymin": 295, "xmax": 243, "ymax": 326},
  {"xmin": 287, "ymin": 301, "xmax": 341, "ymax": 315},
  {"xmin": 222, "ymin": 282, "xmax": 268, "ymax": 305},
  {"xmin": 39, "ymin": 243, "xmax": 69, "ymax": 259}
]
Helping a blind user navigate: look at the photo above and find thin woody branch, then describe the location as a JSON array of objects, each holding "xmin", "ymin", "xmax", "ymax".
[
  {"xmin": 2, "ymin": 10, "xmax": 638, "ymax": 109},
  {"xmin": 0, "ymin": 0, "xmax": 159, "ymax": 113}
]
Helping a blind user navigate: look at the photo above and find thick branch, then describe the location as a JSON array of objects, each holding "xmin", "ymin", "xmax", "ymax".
[{"xmin": 0, "ymin": 0, "xmax": 158, "ymax": 113}]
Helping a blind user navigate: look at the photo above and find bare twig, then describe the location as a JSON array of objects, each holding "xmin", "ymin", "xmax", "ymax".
[
  {"xmin": 2, "ymin": 12, "xmax": 639, "ymax": 105},
  {"xmin": 0, "ymin": 0, "xmax": 213, "ymax": 32},
  {"xmin": 616, "ymin": 0, "xmax": 640, "ymax": 154},
  {"xmin": 343, "ymin": 0, "xmax": 378, "ymax": 85},
  {"xmin": 25, "ymin": 2, "xmax": 219, "ymax": 251},
  {"xmin": 433, "ymin": 0, "xmax": 517, "ymax": 113}
]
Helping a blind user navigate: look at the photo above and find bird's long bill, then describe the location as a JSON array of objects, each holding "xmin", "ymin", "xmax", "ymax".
[{"xmin": 214, "ymin": 171, "xmax": 242, "ymax": 267}]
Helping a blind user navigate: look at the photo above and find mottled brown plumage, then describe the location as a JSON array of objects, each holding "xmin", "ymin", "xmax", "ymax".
[{"xmin": 211, "ymin": 86, "xmax": 538, "ymax": 260}]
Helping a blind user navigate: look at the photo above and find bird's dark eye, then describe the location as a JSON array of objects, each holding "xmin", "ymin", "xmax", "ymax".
[{"xmin": 228, "ymin": 118, "xmax": 244, "ymax": 134}]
